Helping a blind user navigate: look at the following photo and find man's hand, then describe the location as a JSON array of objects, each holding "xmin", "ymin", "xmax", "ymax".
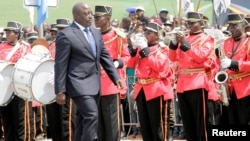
[
  {"xmin": 176, "ymin": 31, "xmax": 185, "ymax": 43},
  {"xmin": 56, "ymin": 93, "xmax": 66, "ymax": 105},
  {"xmin": 116, "ymin": 79, "xmax": 123, "ymax": 90}
]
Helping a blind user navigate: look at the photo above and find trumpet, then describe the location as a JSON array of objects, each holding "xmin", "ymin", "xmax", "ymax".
[
  {"xmin": 162, "ymin": 30, "xmax": 189, "ymax": 36},
  {"xmin": 159, "ymin": 28, "xmax": 189, "ymax": 45}
]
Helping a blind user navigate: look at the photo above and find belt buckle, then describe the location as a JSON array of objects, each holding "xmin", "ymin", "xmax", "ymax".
[
  {"xmin": 235, "ymin": 74, "xmax": 238, "ymax": 80},
  {"xmin": 140, "ymin": 79, "xmax": 146, "ymax": 84}
]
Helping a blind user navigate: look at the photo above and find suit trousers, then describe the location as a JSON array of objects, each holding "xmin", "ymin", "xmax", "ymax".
[
  {"xmin": 98, "ymin": 94, "xmax": 121, "ymax": 141},
  {"xmin": 72, "ymin": 94, "xmax": 99, "ymax": 141}
]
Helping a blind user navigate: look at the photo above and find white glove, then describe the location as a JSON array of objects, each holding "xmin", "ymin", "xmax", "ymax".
[
  {"xmin": 114, "ymin": 61, "xmax": 119, "ymax": 68},
  {"xmin": 130, "ymin": 33, "xmax": 147, "ymax": 49},
  {"xmin": 246, "ymin": 32, "xmax": 250, "ymax": 37},
  {"xmin": 170, "ymin": 34, "xmax": 177, "ymax": 45},
  {"xmin": 130, "ymin": 33, "xmax": 139, "ymax": 49},
  {"xmin": 48, "ymin": 71, "xmax": 54, "ymax": 85},
  {"xmin": 221, "ymin": 57, "xmax": 232, "ymax": 69},
  {"xmin": 0, "ymin": 74, "xmax": 3, "ymax": 83},
  {"xmin": 135, "ymin": 36, "xmax": 147, "ymax": 49}
]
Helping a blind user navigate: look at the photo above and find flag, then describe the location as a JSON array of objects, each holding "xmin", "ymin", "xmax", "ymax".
[
  {"xmin": 36, "ymin": 0, "xmax": 48, "ymax": 27},
  {"xmin": 177, "ymin": 0, "xmax": 194, "ymax": 16},
  {"xmin": 213, "ymin": 0, "xmax": 231, "ymax": 16}
]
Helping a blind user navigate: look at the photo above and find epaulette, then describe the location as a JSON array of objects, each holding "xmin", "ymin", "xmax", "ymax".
[{"xmin": 114, "ymin": 28, "xmax": 126, "ymax": 38}]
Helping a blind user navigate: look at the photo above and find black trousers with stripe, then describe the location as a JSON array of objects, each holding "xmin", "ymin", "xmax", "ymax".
[
  {"xmin": 0, "ymin": 96, "xmax": 26, "ymax": 141},
  {"xmin": 29, "ymin": 104, "xmax": 47, "ymax": 140},
  {"xmin": 177, "ymin": 88, "xmax": 208, "ymax": 141},
  {"xmin": 98, "ymin": 94, "xmax": 121, "ymax": 141},
  {"xmin": 46, "ymin": 97, "xmax": 76, "ymax": 141},
  {"xmin": 136, "ymin": 88, "xmax": 168, "ymax": 141},
  {"xmin": 228, "ymin": 90, "xmax": 250, "ymax": 125}
]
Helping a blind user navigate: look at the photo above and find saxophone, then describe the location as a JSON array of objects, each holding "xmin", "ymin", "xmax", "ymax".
[{"xmin": 214, "ymin": 39, "xmax": 230, "ymax": 106}]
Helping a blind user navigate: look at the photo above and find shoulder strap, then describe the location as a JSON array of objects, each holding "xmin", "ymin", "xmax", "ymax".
[
  {"xmin": 115, "ymin": 28, "xmax": 125, "ymax": 59},
  {"xmin": 5, "ymin": 41, "xmax": 21, "ymax": 61},
  {"xmin": 247, "ymin": 36, "xmax": 250, "ymax": 55},
  {"xmin": 234, "ymin": 36, "xmax": 250, "ymax": 56},
  {"xmin": 117, "ymin": 36, "xmax": 123, "ymax": 59},
  {"xmin": 198, "ymin": 34, "xmax": 210, "ymax": 48}
]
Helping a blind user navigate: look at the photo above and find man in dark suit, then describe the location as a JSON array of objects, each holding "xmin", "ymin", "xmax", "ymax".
[{"xmin": 54, "ymin": 2, "xmax": 123, "ymax": 141}]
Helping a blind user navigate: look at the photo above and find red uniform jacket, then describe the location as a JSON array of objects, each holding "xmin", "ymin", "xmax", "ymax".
[
  {"xmin": 49, "ymin": 41, "xmax": 56, "ymax": 59},
  {"xmin": 223, "ymin": 35, "xmax": 250, "ymax": 99},
  {"xmin": 169, "ymin": 33, "xmax": 216, "ymax": 96},
  {"xmin": 0, "ymin": 41, "xmax": 31, "ymax": 63},
  {"xmin": 101, "ymin": 28, "xmax": 130, "ymax": 96},
  {"xmin": 127, "ymin": 42, "xmax": 174, "ymax": 101}
]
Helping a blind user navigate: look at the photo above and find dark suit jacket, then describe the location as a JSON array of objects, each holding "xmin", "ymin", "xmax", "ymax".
[{"xmin": 54, "ymin": 22, "xmax": 120, "ymax": 97}]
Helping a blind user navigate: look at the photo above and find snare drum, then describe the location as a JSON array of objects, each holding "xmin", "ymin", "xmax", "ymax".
[
  {"xmin": 12, "ymin": 53, "xmax": 55, "ymax": 104},
  {"xmin": 0, "ymin": 61, "xmax": 14, "ymax": 106}
]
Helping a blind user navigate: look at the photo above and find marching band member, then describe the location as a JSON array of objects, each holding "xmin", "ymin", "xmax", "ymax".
[
  {"xmin": 48, "ymin": 24, "xmax": 57, "ymax": 59},
  {"xmin": 46, "ymin": 18, "xmax": 76, "ymax": 141},
  {"xmin": 168, "ymin": 12, "xmax": 215, "ymax": 141},
  {"xmin": 27, "ymin": 31, "xmax": 39, "ymax": 44},
  {"xmin": 245, "ymin": 16, "xmax": 250, "ymax": 33},
  {"xmin": 0, "ymin": 21, "xmax": 31, "ymax": 141},
  {"xmin": 0, "ymin": 28, "xmax": 4, "ymax": 44},
  {"xmin": 94, "ymin": 5, "xmax": 130, "ymax": 141},
  {"xmin": 219, "ymin": 13, "xmax": 250, "ymax": 125},
  {"xmin": 201, "ymin": 16, "xmax": 223, "ymax": 126},
  {"xmin": 127, "ymin": 18, "xmax": 174, "ymax": 141},
  {"xmin": 28, "ymin": 36, "xmax": 48, "ymax": 140}
]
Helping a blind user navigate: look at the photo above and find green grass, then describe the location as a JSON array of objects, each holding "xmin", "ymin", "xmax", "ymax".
[{"xmin": 0, "ymin": 0, "xmax": 212, "ymax": 27}]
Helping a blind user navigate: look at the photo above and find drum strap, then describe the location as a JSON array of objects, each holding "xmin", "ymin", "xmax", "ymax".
[{"xmin": 5, "ymin": 42, "xmax": 21, "ymax": 61}]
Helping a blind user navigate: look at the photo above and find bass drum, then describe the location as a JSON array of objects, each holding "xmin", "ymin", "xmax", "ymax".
[
  {"xmin": 0, "ymin": 61, "xmax": 14, "ymax": 106},
  {"xmin": 12, "ymin": 53, "xmax": 55, "ymax": 104}
]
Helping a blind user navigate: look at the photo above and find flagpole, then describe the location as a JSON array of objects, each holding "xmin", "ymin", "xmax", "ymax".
[
  {"xmin": 152, "ymin": 0, "xmax": 159, "ymax": 17},
  {"xmin": 178, "ymin": 0, "xmax": 182, "ymax": 27},
  {"xmin": 39, "ymin": 25, "xmax": 44, "ymax": 38},
  {"xmin": 196, "ymin": 0, "xmax": 201, "ymax": 11},
  {"xmin": 212, "ymin": 0, "xmax": 220, "ymax": 29}
]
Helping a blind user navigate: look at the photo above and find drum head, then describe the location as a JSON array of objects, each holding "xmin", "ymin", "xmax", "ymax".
[
  {"xmin": 0, "ymin": 64, "xmax": 14, "ymax": 106},
  {"xmin": 31, "ymin": 60, "xmax": 55, "ymax": 104}
]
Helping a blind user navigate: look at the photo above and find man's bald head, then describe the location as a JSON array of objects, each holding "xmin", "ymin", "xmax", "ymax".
[
  {"xmin": 72, "ymin": 2, "xmax": 88, "ymax": 15},
  {"xmin": 72, "ymin": 2, "xmax": 93, "ymax": 27}
]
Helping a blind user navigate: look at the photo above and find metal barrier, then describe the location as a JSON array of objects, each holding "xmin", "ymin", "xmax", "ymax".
[
  {"xmin": 120, "ymin": 75, "xmax": 184, "ymax": 138},
  {"xmin": 120, "ymin": 75, "xmax": 139, "ymax": 138}
]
